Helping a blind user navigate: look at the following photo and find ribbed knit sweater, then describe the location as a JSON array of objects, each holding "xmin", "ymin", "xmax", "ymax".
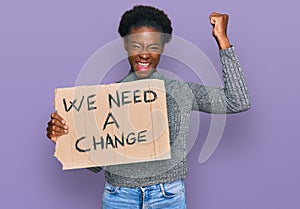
[{"xmin": 88, "ymin": 46, "xmax": 251, "ymax": 187}]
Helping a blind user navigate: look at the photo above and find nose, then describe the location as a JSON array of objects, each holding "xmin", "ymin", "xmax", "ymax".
[{"xmin": 139, "ymin": 51, "xmax": 150, "ymax": 59}]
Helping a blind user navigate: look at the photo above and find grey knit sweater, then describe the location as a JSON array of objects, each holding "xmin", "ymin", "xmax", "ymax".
[{"xmin": 88, "ymin": 46, "xmax": 250, "ymax": 187}]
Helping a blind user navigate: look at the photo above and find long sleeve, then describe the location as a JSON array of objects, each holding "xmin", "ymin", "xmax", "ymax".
[{"xmin": 189, "ymin": 46, "xmax": 250, "ymax": 113}]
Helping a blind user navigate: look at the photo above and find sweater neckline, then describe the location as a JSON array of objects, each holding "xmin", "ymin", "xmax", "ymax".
[{"xmin": 120, "ymin": 69, "xmax": 166, "ymax": 82}]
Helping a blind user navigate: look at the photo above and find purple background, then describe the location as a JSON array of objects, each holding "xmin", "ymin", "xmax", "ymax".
[{"xmin": 1, "ymin": 0, "xmax": 299, "ymax": 208}]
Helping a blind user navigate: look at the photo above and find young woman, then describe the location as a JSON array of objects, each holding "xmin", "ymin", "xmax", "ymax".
[{"xmin": 46, "ymin": 5, "xmax": 250, "ymax": 209}]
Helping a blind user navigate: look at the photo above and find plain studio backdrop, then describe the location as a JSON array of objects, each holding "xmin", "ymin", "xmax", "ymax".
[{"xmin": 0, "ymin": 1, "xmax": 299, "ymax": 209}]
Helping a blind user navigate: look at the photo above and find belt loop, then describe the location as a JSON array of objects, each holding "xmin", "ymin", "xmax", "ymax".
[
  {"xmin": 159, "ymin": 183, "xmax": 164, "ymax": 194},
  {"xmin": 141, "ymin": 187, "xmax": 146, "ymax": 209}
]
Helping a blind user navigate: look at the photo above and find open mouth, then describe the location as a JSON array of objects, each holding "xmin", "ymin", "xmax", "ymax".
[{"xmin": 136, "ymin": 62, "xmax": 151, "ymax": 72}]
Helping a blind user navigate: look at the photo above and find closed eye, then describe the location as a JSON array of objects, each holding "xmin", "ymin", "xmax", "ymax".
[{"xmin": 130, "ymin": 44, "xmax": 142, "ymax": 50}]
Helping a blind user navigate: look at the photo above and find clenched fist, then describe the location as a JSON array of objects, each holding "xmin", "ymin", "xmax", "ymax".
[{"xmin": 209, "ymin": 12, "xmax": 231, "ymax": 50}]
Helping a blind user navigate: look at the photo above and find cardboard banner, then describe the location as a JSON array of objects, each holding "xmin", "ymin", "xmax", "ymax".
[{"xmin": 54, "ymin": 79, "xmax": 171, "ymax": 170}]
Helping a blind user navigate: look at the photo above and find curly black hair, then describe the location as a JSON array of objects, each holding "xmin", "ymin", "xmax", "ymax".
[{"xmin": 118, "ymin": 5, "xmax": 173, "ymax": 43}]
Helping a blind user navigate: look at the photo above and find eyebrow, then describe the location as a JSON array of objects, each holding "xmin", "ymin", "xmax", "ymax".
[{"xmin": 130, "ymin": 41, "xmax": 162, "ymax": 46}]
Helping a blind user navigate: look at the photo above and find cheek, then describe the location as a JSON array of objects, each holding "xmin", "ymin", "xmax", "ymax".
[
  {"xmin": 128, "ymin": 55, "xmax": 136, "ymax": 63},
  {"xmin": 152, "ymin": 54, "xmax": 161, "ymax": 62},
  {"xmin": 128, "ymin": 56, "xmax": 138, "ymax": 69}
]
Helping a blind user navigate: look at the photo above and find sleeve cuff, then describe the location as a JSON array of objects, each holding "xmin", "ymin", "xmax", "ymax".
[{"xmin": 219, "ymin": 46, "xmax": 239, "ymax": 65}]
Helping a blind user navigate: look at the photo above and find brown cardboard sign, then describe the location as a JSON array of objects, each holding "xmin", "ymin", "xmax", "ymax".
[{"xmin": 54, "ymin": 79, "xmax": 171, "ymax": 170}]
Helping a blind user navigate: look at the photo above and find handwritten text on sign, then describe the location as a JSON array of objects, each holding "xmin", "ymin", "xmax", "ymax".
[{"xmin": 54, "ymin": 79, "xmax": 171, "ymax": 170}]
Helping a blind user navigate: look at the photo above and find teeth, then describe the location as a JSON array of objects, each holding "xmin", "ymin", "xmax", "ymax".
[{"xmin": 138, "ymin": 62, "xmax": 150, "ymax": 66}]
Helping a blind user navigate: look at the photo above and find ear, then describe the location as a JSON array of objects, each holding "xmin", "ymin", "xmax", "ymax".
[
  {"xmin": 123, "ymin": 38, "xmax": 128, "ymax": 52},
  {"xmin": 161, "ymin": 44, "xmax": 165, "ymax": 54}
]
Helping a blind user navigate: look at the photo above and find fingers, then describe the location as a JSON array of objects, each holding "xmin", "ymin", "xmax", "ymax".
[
  {"xmin": 46, "ymin": 112, "xmax": 69, "ymax": 143},
  {"xmin": 51, "ymin": 112, "xmax": 68, "ymax": 129},
  {"xmin": 48, "ymin": 118, "xmax": 66, "ymax": 130},
  {"xmin": 209, "ymin": 12, "xmax": 219, "ymax": 24},
  {"xmin": 51, "ymin": 112, "xmax": 65, "ymax": 125},
  {"xmin": 209, "ymin": 12, "xmax": 228, "ymax": 25}
]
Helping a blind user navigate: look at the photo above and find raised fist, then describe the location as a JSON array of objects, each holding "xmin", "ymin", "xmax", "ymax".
[{"xmin": 209, "ymin": 12, "xmax": 230, "ymax": 49}]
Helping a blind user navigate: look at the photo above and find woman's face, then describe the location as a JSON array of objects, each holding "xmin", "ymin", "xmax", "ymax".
[{"xmin": 124, "ymin": 27, "xmax": 164, "ymax": 79}]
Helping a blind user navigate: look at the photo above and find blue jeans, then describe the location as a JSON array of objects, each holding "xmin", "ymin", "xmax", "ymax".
[{"xmin": 102, "ymin": 179, "xmax": 187, "ymax": 209}]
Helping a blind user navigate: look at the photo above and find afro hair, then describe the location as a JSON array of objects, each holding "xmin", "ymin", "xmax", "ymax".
[{"xmin": 118, "ymin": 5, "xmax": 173, "ymax": 43}]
